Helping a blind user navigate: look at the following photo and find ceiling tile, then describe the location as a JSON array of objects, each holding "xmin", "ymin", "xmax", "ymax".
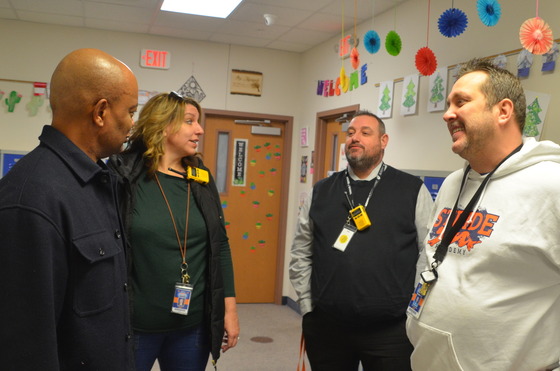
[
  {"xmin": 209, "ymin": 33, "xmax": 269, "ymax": 48},
  {"xmin": 230, "ymin": 2, "xmax": 314, "ymax": 27},
  {"xmin": 10, "ymin": 0, "xmax": 83, "ymax": 16},
  {"xmin": 85, "ymin": 18, "xmax": 150, "ymax": 34},
  {"xmin": 148, "ymin": 25, "xmax": 213, "ymax": 41},
  {"xmin": 17, "ymin": 10, "xmax": 84, "ymax": 27},
  {"xmin": 0, "ymin": 0, "xmax": 404, "ymax": 53},
  {"xmin": 84, "ymin": 1, "xmax": 154, "ymax": 23}
]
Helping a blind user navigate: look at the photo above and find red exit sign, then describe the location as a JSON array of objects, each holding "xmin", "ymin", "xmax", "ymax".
[{"xmin": 140, "ymin": 49, "xmax": 170, "ymax": 69}]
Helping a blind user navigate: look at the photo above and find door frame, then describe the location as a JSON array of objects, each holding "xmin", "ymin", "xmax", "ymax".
[
  {"xmin": 313, "ymin": 104, "xmax": 360, "ymax": 185},
  {"xmin": 201, "ymin": 108, "xmax": 293, "ymax": 304}
]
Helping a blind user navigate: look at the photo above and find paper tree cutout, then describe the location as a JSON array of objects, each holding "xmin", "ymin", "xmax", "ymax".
[
  {"xmin": 523, "ymin": 97, "xmax": 542, "ymax": 137},
  {"xmin": 379, "ymin": 86, "xmax": 392, "ymax": 114},
  {"xmin": 177, "ymin": 75, "xmax": 206, "ymax": 102},
  {"xmin": 430, "ymin": 74, "xmax": 445, "ymax": 108},
  {"xmin": 402, "ymin": 80, "xmax": 416, "ymax": 114}
]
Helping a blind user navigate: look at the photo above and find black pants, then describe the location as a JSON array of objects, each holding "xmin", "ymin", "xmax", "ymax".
[{"xmin": 302, "ymin": 308, "xmax": 412, "ymax": 371}]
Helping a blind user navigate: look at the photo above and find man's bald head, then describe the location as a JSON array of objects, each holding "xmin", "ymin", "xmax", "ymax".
[
  {"xmin": 50, "ymin": 48, "xmax": 135, "ymax": 117},
  {"xmin": 49, "ymin": 49, "xmax": 138, "ymax": 161}
]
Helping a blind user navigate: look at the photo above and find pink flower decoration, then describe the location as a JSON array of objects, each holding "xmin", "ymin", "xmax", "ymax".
[
  {"xmin": 415, "ymin": 47, "xmax": 438, "ymax": 76},
  {"xmin": 519, "ymin": 17, "xmax": 553, "ymax": 55}
]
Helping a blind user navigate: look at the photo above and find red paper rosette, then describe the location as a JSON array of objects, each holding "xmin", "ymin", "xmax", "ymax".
[
  {"xmin": 350, "ymin": 47, "xmax": 360, "ymax": 70},
  {"xmin": 519, "ymin": 17, "xmax": 553, "ymax": 55},
  {"xmin": 415, "ymin": 47, "xmax": 437, "ymax": 76}
]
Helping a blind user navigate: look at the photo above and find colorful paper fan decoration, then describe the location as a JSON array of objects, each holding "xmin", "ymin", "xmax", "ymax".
[
  {"xmin": 519, "ymin": 17, "xmax": 554, "ymax": 55},
  {"xmin": 438, "ymin": 8, "xmax": 468, "ymax": 38},
  {"xmin": 364, "ymin": 30, "xmax": 381, "ymax": 54},
  {"xmin": 477, "ymin": 0, "xmax": 501, "ymax": 27},
  {"xmin": 385, "ymin": 31, "xmax": 402, "ymax": 56},
  {"xmin": 350, "ymin": 47, "xmax": 360, "ymax": 70},
  {"xmin": 415, "ymin": 47, "xmax": 437, "ymax": 76}
]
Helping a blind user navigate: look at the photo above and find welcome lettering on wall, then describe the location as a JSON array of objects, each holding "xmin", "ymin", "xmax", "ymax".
[{"xmin": 316, "ymin": 64, "xmax": 368, "ymax": 97}]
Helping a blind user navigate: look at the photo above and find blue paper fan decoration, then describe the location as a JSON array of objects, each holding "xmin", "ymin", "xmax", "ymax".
[
  {"xmin": 477, "ymin": 0, "xmax": 501, "ymax": 27},
  {"xmin": 364, "ymin": 30, "xmax": 381, "ymax": 54},
  {"xmin": 438, "ymin": 8, "xmax": 468, "ymax": 38}
]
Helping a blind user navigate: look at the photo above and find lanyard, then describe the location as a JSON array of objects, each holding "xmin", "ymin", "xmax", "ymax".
[
  {"xmin": 344, "ymin": 163, "xmax": 386, "ymax": 210},
  {"xmin": 155, "ymin": 173, "xmax": 191, "ymax": 284},
  {"xmin": 431, "ymin": 144, "xmax": 523, "ymax": 270}
]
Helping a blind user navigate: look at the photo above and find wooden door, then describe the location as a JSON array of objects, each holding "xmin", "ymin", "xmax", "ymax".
[
  {"xmin": 313, "ymin": 105, "xmax": 359, "ymax": 185},
  {"xmin": 323, "ymin": 118, "xmax": 348, "ymax": 179},
  {"xmin": 202, "ymin": 113, "xmax": 289, "ymax": 303}
]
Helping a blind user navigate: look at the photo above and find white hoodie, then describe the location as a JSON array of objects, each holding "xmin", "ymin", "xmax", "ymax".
[{"xmin": 407, "ymin": 138, "xmax": 560, "ymax": 371}]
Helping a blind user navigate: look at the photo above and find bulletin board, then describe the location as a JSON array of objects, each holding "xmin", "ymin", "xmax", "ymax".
[{"xmin": 0, "ymin": 150, "xmax": 27, "ymax": 178}]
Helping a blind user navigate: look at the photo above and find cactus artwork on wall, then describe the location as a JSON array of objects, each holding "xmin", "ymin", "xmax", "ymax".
[
  {"xmin": 5, "ymin": 91, "xmax": 22, "ymax": 112},
  {"xmin": 26, "ymin": 95, "xmax": 45, "ymax": 116}
]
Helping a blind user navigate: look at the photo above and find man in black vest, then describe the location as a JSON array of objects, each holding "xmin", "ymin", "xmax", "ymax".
[{"xmin": 290, "ymin": 110, "xmax": 432, "ymax": 371}]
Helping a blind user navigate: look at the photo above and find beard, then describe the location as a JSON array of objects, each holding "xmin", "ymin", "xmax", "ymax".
[{"xmin": 346, "ymin": 149, "xmax": 379, "ymax": 174}]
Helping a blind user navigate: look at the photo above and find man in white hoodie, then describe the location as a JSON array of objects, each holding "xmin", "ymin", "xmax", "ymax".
[{"xmin": 406, "ymin": 58, "xmax": 560, "ymax": 371}]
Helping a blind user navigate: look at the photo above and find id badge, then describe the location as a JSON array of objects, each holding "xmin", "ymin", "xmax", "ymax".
[
  {"xmin": 333, "ymin": 224, "xmax": 357, "ymax": 252},
  {"xmin": 407, "ymin": 282, "xmax": 431, "ymax": 318},
  {"xmin": 171, "ymin": 283, "xmax": 193, "ymax": 316}
]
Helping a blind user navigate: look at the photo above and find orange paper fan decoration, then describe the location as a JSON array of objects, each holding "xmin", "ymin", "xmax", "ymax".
[
  {"xmin": 519, "ymin": 17, "xmax": 553, "ymax": 55},
  {"xmin": 350, "ymin": 47, "xmax": 360, "ymax": 70}
]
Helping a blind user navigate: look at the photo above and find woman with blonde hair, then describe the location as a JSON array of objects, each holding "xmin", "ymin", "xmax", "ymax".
[{"xmin": 109, "ymin": 92, "xmax": 239, "ymax": 371}]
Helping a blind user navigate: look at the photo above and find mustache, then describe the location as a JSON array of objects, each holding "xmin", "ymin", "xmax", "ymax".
[{"xmin": 346, "ymin": 143, "xmax": 365, "ymax": 151}]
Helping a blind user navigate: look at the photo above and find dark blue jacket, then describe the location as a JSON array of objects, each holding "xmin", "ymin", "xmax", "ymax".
[{"xmin": 0, "ymin": 126, "xmax": 134, "ymax": 370}]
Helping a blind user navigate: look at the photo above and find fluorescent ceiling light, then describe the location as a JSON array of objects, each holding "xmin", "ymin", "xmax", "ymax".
[{"xmin": 161, "ymin": 0, "xmax": 243, "ymax": 18}]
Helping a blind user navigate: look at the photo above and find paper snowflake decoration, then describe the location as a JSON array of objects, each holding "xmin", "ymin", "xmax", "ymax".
[
  {"xmin": 385, "ymin": 31, "xmax": 402, "ymax": 56},
  {"xmin": 520, "ymin": 17, "xmax": 554, "ymax": 55},
  {"xmin": 438, "ymin": 8, "xmax": 468, "ymax": 38},
  {"xmin": 477, "ymin": 0, "xmax": 501, "ymax": 27},
  {"xmin": 364, "ymin": 30, "xmax": 381, "ymax": 54}
]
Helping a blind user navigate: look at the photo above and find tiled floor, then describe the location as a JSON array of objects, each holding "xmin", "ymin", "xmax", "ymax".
[{"xmin": 148, "ymin": 303, "xmax": 305, "ymax": 371}]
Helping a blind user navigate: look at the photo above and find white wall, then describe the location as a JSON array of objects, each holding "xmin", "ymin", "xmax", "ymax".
[
  {"xmin": 285, "ymin": 0, "xmax": 560, "ymax": 301},
  {"xmin": 1, "ymin": 0, "xmax": 559, "ymax": 304},
  {"xmin": 0, "ymin": 20, "xmax": 302, "ymax": 150}
]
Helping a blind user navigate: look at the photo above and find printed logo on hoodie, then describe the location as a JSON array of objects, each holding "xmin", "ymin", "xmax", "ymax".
[{"xmin": 427, "ymin": 207, "xmax": 499, "ymax": 254}]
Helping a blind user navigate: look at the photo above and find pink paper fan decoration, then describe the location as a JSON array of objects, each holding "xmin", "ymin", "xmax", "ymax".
[
  {"xmin": 350, "ymin": 47, "xmax": 360, "ymax": 70},
  {"xmin": 415, "ymin": 47, "xmax": 438, "ymax": 76},
  {"xmin": 519, "ymin": 17, "xmax": 553, "ymax": 55}
]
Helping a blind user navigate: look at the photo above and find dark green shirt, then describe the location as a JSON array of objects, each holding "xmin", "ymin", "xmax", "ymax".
[{"xmin": 130, "ymin": 171, "xmax": 234, "ymax": 332}]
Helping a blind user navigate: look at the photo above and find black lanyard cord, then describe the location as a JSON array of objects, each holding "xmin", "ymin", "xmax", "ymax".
[
  {"xmin": 344, "ymin": 163, "xmax": 386, "ymax": 210},
  {"xmin": 432, "ymin": 143, "xmax": 523, "ymax": 267}
]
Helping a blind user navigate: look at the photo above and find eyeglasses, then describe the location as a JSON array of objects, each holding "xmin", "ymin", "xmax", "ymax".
[{"xmin": 168, "ymin": 91, "xmax": 185, "ymax": 102}]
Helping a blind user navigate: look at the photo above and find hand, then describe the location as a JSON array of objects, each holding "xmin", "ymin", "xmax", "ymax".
[{"xmin": 222, "ymin": 297, "xmax": 239, "ymax": 352}]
